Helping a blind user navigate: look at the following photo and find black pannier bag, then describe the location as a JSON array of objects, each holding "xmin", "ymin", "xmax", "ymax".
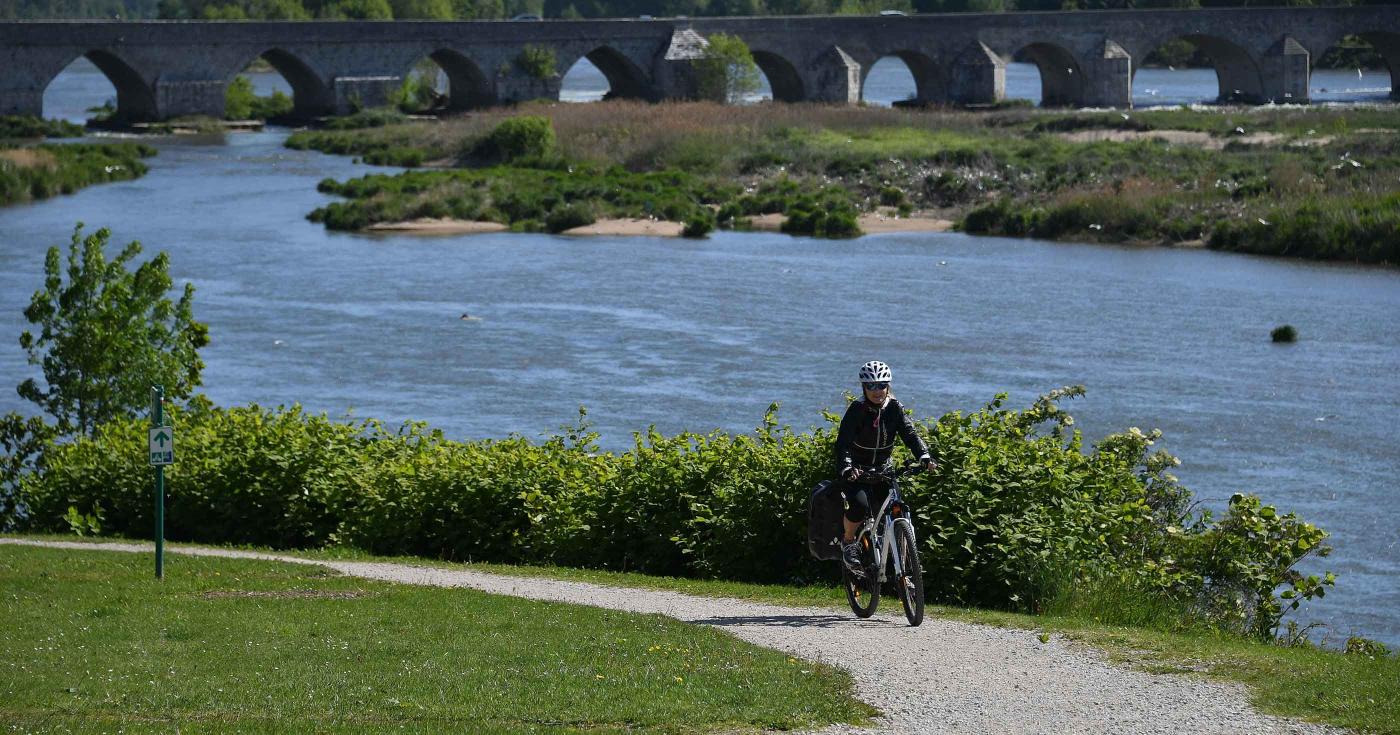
[{"xmin": 808, "ymin": 480, "xmax": 845, "ymax": 561}]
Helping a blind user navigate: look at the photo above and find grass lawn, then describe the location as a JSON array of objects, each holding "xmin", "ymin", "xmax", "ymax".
[
  {"xmin": 9, "ymin": 535, "xmax": 1398, "ymax": 733},
  {"xmin": 0, "ymin": 544, "xmax": 873, "ymax": 733}
]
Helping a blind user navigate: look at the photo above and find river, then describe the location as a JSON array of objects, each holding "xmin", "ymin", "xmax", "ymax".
[{"xmin": 2, "ymin": 59, "xmax": 1397, "ymax": 647}]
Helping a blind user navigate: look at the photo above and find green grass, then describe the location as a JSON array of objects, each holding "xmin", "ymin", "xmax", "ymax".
[
  {"xmin": 0, "ymin": 543, "xmax": 873, "ymax": 733},
  {"xmin": 11, "ymin": 534, "xmax": 1397, "ymax": 733}
]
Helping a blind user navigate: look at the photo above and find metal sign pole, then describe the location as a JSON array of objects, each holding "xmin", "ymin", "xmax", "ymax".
[{"xmin": 153, "ymin": 385, "xmax": 164, "ymax": 580}]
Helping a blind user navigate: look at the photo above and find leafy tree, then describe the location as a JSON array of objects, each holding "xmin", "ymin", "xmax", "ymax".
[
  {"xmin": 515, "ymin": 44, "xmax": 559, "ymax": 79},
  {"xmin": 18, "ymin": 224, "xmax": 209, "ymax": 438},
  {"xmin": 320, "ymin": 0, "xmax": 394, "ymax": 17},
  {"xmin": 0, "ymin": 412, "xmax": 56, "ymax": 530},
  {"xmin": 450, "ymin": 0, "xmax": 504, "ymax": 17},
  {"xmin": 390, "ymin": 0, "xmax": 453, "ymax": 17},
  {"xmin": 695, "ymin": 33, "xmax": 760, "ymax": 104}
]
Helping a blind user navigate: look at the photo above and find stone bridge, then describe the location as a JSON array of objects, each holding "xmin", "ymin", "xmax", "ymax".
[{"xmin": 0, "ymin": 7, "xmax": 1395, "ymax": 121}]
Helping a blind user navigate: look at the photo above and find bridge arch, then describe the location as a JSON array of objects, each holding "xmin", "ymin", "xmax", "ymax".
[
  {"xmin": 1313, "ymin": 31, "xmax": 1398, "ymax": 100},
  {"xmin": 399, "ymin": 50, "xmax": 494, "ymax": 110},
  {"xmin": 42, "ymin": 50, "xmax": 156, "ymax": 122},
  {"xmin": 860, "ymin": 51, "xmax": 941, "ymax": 105},
  {"xmin": 751, "ymin": 50, "xmax": 804, "ymax": 103},
  {"xmin": 1011, "ymin": 42, "xmax": 1083, "ymax": 107},
  {"xmin": 1137, "ymin": 34, "xmax": 1263, "ymax": 103},
  {"xmin": 569, "ymin": 45, "xmax": 652, "ymax": 100},
  {"xmin": 227, "ymin": 48, "xmax": 334, "ymax": 118}
]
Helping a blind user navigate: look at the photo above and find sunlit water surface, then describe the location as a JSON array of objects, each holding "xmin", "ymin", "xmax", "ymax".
[{"xmin": 4, "ymin": 60, "xmax": 1397, "ymax": 647}]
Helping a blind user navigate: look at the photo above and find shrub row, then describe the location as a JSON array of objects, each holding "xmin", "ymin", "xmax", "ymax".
[{"xmin": 13, "ymin": 389, "xmax": 1332, "ymax": 640}]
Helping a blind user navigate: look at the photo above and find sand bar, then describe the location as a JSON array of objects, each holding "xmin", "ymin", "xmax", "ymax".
[
  {"xmin": 366, "ymin": 218, "xmax": 509, "ymax": 235},
  {"xmin": 561, "ymin": 218, "xmax": 686, "ymax": 237}
]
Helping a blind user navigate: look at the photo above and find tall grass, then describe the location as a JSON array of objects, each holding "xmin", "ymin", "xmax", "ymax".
[{"xmin": 0, "ymin": 142, "xmax": 155, "ymax": 206}]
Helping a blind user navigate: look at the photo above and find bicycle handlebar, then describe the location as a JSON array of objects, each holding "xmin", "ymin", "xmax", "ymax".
[{"xmin": 861, "ymin": 461, "xmax": 929, "ymax": 483}]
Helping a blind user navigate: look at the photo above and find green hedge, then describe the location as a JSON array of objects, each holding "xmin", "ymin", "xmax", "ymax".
[{"xmin": 14, "ymin": 389, "xmax": 1332, "ymax": 639}]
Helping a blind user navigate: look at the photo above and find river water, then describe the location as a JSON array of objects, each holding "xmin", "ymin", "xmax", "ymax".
[{"xmin": 2, "ymin": 60, "xmax": 1397, "ymax": 646}]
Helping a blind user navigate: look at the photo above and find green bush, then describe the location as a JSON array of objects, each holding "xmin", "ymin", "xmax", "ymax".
[
  {"xmin": 545, "ymin": 202, "xmax": 596, "ymax": 233},
  {"xmin": 477, "ymin": 116, "xmax": 557, "ymax": 164},
  {"xmin": 782, "ymin": 191, "xmax": 861, "ymax": 238},
  {"xmin": 682, "ymin": 211, "xmax": 715, "ymax": 238},
  {"xmin": 1272, "ymin": 325, "xmax": 1298, "ymax": 343},
  {"xmin": 15, "ymin": 388, "xmax": 1334, "ymax": 641},
  {"xmin": 224, "ymin": 76, "xmax": 293, "ymax": 121},
  {"xmin": 515, "ymin": 45, "xmax": 558, "ymax": 80}
]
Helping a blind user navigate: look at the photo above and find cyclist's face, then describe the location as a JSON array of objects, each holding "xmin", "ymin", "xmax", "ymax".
[{"xmin": 863, "ymin": 383, "xmax": 889, "ymax": 402}]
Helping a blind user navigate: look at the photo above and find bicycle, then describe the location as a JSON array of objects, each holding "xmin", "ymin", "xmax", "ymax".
[{"xmin": 840, "ymin": 461, "xmax": 927, "ymax": 626}]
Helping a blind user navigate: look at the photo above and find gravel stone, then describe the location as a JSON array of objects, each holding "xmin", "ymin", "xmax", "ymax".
[{"xmin": 2, "ymin": 539, "xmax": 1348, "ymax": 735}]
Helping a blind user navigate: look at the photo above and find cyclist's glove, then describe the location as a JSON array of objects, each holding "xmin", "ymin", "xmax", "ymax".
[{"xmin": 842, "ymin": 465, "xmax": 862, "ymax": 482}]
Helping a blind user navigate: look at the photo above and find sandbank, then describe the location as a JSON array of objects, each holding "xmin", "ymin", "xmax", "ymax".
[
  {"xmin": 561, "ymin": 218, "xmax": 686, "ymax": 237},
  {"xmin": 746, "ymin": 212, "xmax": 953, "ymax": 234},
  {"xmin": 366, "ymin": 218, "xmax": 509, "ymax": 235}
]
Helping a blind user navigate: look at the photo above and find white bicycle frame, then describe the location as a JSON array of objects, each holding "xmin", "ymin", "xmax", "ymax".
[{"xmin": 857, "ymin": 484, "xmax": 917, "ymax": 585}]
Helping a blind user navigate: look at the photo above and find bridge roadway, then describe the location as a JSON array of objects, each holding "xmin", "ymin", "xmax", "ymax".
[{"xmin": 1, "ymin": 8, "xmax": 1396, "ymax": 121}]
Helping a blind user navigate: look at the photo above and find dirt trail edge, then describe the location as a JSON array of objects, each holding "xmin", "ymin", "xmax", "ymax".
[{"xmin": 2, "ymin": 538, "xmax": 1342, "ymax": 735}]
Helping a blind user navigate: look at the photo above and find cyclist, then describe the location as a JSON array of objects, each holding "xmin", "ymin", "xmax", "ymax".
[{"xmin": 835, "ymin": 360, "xmax": 935, "ymax": 575}]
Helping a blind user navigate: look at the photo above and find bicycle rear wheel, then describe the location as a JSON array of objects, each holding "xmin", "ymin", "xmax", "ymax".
[
  {"xmin": 843, "ymin": 535, "xmax": 879, "ymax": 618},
  {"xmin": 893, "ymin": 520, "xmax": 924, "ymax": 626}
]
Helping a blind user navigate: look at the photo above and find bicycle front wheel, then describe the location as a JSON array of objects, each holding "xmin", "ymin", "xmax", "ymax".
[
  {"xmin": 894, "ymin": 520, "xmax": 924, "ymax": 626},
  {"xmin": 843, "ymin": 535, "xmax": 879, "ymax": 618}
]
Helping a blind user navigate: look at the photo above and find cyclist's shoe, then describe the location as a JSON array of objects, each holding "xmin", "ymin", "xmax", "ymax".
[{"xmin": 841, "ymin": 540, "xmax": 864, "ymax": 577}]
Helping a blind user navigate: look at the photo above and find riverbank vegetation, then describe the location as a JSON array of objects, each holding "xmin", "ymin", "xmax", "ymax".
[
  {"xmin": 294, "ymin": 102, "xmax": 1399, "ymax": 261},
  {"xmin": 0, "ymin": 141, "xmax": 154, "ymax": 206},
  {"xmin": 2, "ymin": 545, "xmax": 871, "ymax": 732},
  {"xmin": 0, "ymin": 115, "xmax": 85, "ymax": 140}
]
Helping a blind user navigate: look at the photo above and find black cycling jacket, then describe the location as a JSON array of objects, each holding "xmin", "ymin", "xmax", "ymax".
[{"xmin": 834, "ymin": 396, "xmax": 931, "ymax": 474}]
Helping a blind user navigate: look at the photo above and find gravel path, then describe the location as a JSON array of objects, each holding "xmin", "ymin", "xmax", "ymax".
[{"xmin": 3, "ymin": 538, "xmax": 1344, "ymax": 735}]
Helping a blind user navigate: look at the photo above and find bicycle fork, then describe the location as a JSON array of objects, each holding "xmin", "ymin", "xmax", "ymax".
[{"xmin": 864, "ymin": 516, "xmax": 904, "ymax": 584}]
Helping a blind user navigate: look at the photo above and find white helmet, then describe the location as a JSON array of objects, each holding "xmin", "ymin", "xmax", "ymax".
[{"xmin": 858, "ymin": 360, "xmax": 892, "ymax": 383}]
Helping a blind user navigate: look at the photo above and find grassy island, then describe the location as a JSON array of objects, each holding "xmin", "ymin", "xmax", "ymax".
[
  {"xmin": 1, "ymin": 125, "xmax": 156, "ymax": 206},
  {"xmin": 293, "ymin": 102, "xmax": 1398, "ymax": 263}
]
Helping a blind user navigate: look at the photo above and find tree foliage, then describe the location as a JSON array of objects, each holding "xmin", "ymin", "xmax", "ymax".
[
  {"xmin": 695, "ymin": 33, "xmax": 761, "ymax": 105},
  {"xmin": 17, "ymin": 224, "xmax": 209, "ymax": 438}
]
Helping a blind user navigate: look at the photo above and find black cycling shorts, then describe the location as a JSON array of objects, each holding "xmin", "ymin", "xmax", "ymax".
[{"xmin": 837, "ymin": 475, "xmax": 891, "ymax": 524}]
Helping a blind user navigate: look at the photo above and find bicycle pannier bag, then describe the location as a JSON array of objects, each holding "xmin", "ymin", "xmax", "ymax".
[{"xmin": 808, "ymin": 480, "xmax": 844, "ymax": 561}]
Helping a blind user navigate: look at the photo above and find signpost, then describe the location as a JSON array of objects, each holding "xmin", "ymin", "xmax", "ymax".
[{"xmin": 149, "ymin": 385, "xmax": 173, "ymax": 579}]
